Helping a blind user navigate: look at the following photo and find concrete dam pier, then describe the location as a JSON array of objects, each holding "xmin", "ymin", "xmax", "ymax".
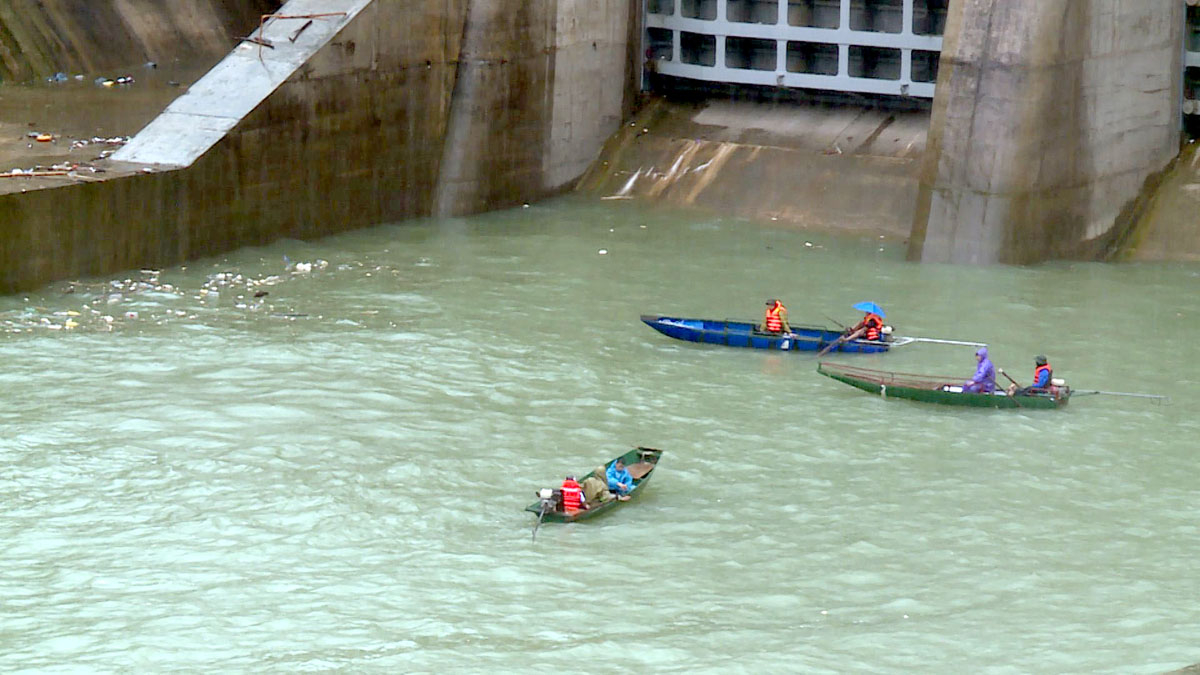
[
  {"xmin": 908, "ymin": 0, "xmax": 1183, "ymax": 264},
  {"xmin": 0, "ymin": 0, "xmax": 1196, "ymax": 292}
]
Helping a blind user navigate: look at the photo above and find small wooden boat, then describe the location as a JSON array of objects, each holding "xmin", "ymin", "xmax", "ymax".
[
  {"xmin": 641, "ymin": 315, "xmax": 890, "ymax": 353},
  {"xmin": 525, "ymin": 447, "xmax": 663, "ymax": 525},
  {"xmin": 817, "ymin": 362, "xmax": 1071, "ymax": 409}
]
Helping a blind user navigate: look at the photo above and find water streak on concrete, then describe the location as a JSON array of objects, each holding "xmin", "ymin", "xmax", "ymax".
[{"xmin": 575, "ymin": 98, "xmax": 926, "ymax": 238}]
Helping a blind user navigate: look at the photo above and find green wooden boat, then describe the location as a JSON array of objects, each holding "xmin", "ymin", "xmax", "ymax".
[
  {"xmin": 817, "ymin": 362, "xmax": 1070, "ymax": 409},
  {"xmin": 525, "ymin": 447, "xmax": 663, "ymax": 524}
]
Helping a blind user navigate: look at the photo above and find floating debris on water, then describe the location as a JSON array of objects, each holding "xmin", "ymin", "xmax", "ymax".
[
  {"xmin": 1, "ymin": 254, "xmax": 411, "ymax": 336},
  {"xmin": 94, "ymin": 75, "xmax": 135, "ymax": 87}
]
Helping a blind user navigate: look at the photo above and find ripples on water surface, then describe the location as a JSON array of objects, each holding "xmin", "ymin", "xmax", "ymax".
[{"xmin": 1, "ymin": 198, "xmax": 1198, "ymax": 673}]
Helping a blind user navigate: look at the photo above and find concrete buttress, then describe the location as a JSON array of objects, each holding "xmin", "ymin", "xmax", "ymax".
[{"xmin": 908, "ymin": 0, "xmax": 1183, "ymax": 264}]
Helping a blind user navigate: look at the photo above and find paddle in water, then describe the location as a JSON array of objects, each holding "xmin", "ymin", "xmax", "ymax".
[
  {"xmin": 532, "ymin": 503, "xmax": 548, "ymax": 542},
  {"xmin": 817, "ymin": 327, "xmax": 863, "ymax": 356},
  {"xmin": 531, "ymin": 490, "xmax": 556, "ymax": 542}
]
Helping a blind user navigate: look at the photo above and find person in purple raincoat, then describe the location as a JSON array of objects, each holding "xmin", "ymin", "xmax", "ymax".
[{"xmin": 964, "ymin": 346, "xmax": 996, "ymax": 393}]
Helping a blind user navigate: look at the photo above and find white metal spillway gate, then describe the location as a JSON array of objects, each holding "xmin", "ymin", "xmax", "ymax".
[{"xmin": 644, "ymin": 0, "xmax": 946, "ymax": 99}]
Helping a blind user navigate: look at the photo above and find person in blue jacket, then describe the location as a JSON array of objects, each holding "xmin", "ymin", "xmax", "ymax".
[
  {"xmin": 606, "ymin": 458, "xmax": 634, "ymax": 501},
  {"xmin": 1030, "ymin": 355, "xmax": 1052, "ymax": 389},
  {"xmin": 1010, "ymin": 355, "xmax": 1053, "ymax": 395},
  {"xmin": 963, "ymin": 346, "xmax": 996, "ymax": 393}
]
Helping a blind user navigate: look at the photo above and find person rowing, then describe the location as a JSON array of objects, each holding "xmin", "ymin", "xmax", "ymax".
[
  {"xmin": 1006, "ymin": 355, "xmax": 1054, "ymax": 396},
  {"xmin": 817, "ymin": 301, "xmax": 887, "ymax": 355},
  {"xmin": 844, "ymin": 308, "xmax": 885, "ymax": 342}
]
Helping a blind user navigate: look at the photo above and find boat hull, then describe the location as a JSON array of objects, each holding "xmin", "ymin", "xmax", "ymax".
[
  {"xmin": 640, "ymin": 315, "xmax": 889, "ymax": 353},
  {"xmin": 525, "ymin": 447, "xmax": 663, "ymax": 523},
  {"xmin": 818, "ymin": 362, "xmax": 1069, "ymax": 409}
]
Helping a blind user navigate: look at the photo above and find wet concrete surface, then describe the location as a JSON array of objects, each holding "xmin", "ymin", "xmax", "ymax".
[
  {"xmin": 1128, "ymin": 140, "xmax": 1200, "ymax": 262},
  {"xmin": 575, "ymin": 96, "xmax": 929, "ymax": 238},
  {"xmin": 0, "ymin": 60, "xmax": 209, "ymax": 194},
  {"xmin": 687, "ymin": 98, "xmax": 928, "ymax": 158}
]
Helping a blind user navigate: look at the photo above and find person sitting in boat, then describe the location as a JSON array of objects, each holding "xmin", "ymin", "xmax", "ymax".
[
  {"xmin": 559, "ymin": 475, "xmax": 588, "ymax": 513},
  {"xmin": 582, "ymin": 466, "xmax": 614, "ymax": 505},
  {"xmin": 844, "ymin": 310, "xmax": 886, "ymax": 342},
  {"xmin": 606, "ymin": 458, "xmax": 634, "ymax": 502},
  {"xmin": 759, "ymin": 299, "xmax": 791, "ymax": 334},
  {"xmin": 1008, "ymin": 355, "xmax": 1053, "ymax": 396},
  {"xmin": 963, "ymin": 346, "xmax": 997, "ymax": 393}
]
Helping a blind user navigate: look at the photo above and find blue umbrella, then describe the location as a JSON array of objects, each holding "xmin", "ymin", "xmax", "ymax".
[{"xmin": 852, "ymin": 301, "xmax": 886, "ymax": 318}]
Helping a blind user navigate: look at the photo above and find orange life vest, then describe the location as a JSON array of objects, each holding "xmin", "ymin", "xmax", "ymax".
[
  {"xmin": 863, "ymin": 313, "xmax": 883, "ymax": 341},
  {"xmin": 764, "ymin": 302, "xmax": 785, "ymax": 333},
  {"xmin": 561, "ymin": 479, "xmax": 584, "ymax": 511},
  {"xmin": 1033, "ymin": 363, "xmax": 1052, "ymax": 389}
]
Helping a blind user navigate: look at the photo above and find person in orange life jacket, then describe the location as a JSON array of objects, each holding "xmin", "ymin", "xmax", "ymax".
[
  {"xmin": 760, "ymin": 299, "xmax": 791, "ymax": 334},
  {"xmin": 845, "ymin": 311, "xmax": 885, "ymax": 342},
  {"xmin": 559, "ymin": 475, "xmax": 588, "ymax": 512},
  {"xmin": 1009, "ymin": 355, "xmax": 1053, "ymax": 396}
]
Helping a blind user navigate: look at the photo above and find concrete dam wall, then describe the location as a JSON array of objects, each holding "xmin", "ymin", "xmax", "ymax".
[
  {"xmin": 0, "ymin": 0, "xmax": 641, "ymax": 293},
  {"xmin": 0, "ymin": 0, "xmax": 1196, "ymax": 294},
  {"xmin": 0, "ymin": 0, "xmax": 280, "ymax": 83}
]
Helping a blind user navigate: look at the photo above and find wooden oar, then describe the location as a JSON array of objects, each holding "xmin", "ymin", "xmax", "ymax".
[
  {"xmin": 997, "ymin": 368, "xmax": 1020, "ymax": 389},
  {"xmin": 817, "ymin": 327, "xmax": 864, "ymax": 356},
  {"xmin": 996, "ymin": 368, "xmax": 1023, "ymax": 408}
]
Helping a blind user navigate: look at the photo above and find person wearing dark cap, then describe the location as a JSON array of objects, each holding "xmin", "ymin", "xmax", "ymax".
[
  {"xmin": 1008, "ymin": 355, "xmax": 1054, "ymax": 396},
  {"xmin": 1030, "ymin": 355, "xmax": 1052, "ymax": 389},
  {"xmin": 759, "ymin": 298, "xmax": 791, "ymax": 334},
  {"xmin": 559, "ymin": 474, "xmax": 587, "ymax": 513}
]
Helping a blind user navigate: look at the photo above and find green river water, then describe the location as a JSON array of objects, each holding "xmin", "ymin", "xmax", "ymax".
[{"xmin": 1, "ymin": 197, "xmax": 1197, "ymax": 673}]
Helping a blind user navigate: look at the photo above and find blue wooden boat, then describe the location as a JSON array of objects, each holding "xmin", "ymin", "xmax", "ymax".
[{"xmin": 640, "ymin": 314, "xmax": 891, "ymax": 353}]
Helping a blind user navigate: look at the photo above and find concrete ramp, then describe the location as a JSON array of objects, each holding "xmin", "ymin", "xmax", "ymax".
[
  {"xmin": 575, "ymin": 98, "xmax": 927, "ymax": 237},
  {"xmin": 112, "ymin": 0, "xmax": 370, "ymax": 168}
]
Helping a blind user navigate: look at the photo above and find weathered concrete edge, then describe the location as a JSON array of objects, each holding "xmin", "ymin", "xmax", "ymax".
[{"xmin": 113, "ymin": 0, "xmax": 371, "ymax": 168}]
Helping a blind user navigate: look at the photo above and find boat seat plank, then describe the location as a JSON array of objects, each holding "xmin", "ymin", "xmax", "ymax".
[{"xmin": 627, "ymin": 462, "xmax": 654, "ymax": 480}]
